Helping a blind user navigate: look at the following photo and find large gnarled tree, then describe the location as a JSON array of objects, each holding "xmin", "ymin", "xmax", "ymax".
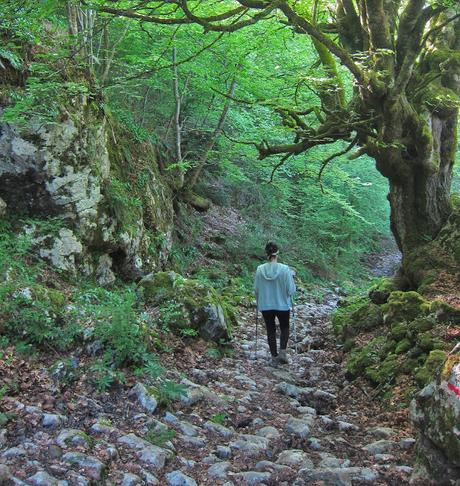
[{"xmin": 97, "ymin": 0, "xmax": 460, "ymax": 286}]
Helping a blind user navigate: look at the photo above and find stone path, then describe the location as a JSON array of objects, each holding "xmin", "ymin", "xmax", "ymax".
[{"xmin": 0, "ymin": 293, "xmax": 416, "ymax": 485}]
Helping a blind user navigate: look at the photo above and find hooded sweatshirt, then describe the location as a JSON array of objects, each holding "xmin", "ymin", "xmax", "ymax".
[{"xmin": 254, "ymin": 262, "xmax": 296, "ymax": 311}]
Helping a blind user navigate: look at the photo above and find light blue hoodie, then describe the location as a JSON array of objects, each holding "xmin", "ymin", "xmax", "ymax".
[{"xmin": 254, "ymin": 262, "xmax": 296, "ymax": 311}]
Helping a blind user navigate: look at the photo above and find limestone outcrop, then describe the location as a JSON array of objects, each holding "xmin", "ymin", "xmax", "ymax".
[
  {"xmin": 0, "ymin": 98, "xmax": 174, "ymax": 283},
  {"xmin": 410, "ymin": 349, "xmax": 460, "ymax": 484}
]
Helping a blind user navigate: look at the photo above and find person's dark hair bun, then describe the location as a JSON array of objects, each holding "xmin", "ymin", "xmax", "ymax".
[{"xmin": 265, "ymin": 241, "xmax": 279, "ymax": 259}]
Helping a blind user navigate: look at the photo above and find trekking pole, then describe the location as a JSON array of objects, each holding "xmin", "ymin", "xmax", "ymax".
[
  {"xmin": 255, "ymin": 304, "xmax": 259, "ymax": 360},
  {"xmin": 291, "ymin": 301, "xmax": 299, "ymax": 373},
  {"xmin": 292, "ymin": 302, "xmax": 298, "ymax": 356}
]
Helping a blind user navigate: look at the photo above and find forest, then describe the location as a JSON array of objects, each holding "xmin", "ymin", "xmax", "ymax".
[{"xmin": 0, "ymin": 1, "xmax": 459, "ymax": 485}]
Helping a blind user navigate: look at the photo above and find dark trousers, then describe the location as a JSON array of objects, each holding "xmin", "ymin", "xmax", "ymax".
[{"xmin": 261, "ymin": 310, "xmax": 290, "ymax": 357}]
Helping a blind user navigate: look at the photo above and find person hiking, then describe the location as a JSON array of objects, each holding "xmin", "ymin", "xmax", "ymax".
[{"xmin": 254, "ymin": 242, "xmax": 296, "ymax": 366}]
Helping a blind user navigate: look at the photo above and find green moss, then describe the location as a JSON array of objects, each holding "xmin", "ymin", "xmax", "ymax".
[
  {"xmin": 104, "ymin": 177, "xmax": 142, "ymax": 236},
  {"xmin": 415, "ymin": 350, "xmax": 447, "ymax": 386},
  {"xmin": 400, "ymin": 358, "xmax": 420, "ymax": 374},
  {"xmin": 383, "ymin": 339, "xmax": 397, "ymax": 354},
  {"xmin": 368, "ymin": 277, "xmax": 398, "ymax": 304},
  {"xmin": 442, "ymin": 354, "xmax": 460, "ymax": 380},
  {"xmin": 385, "ymin": 291, "xmax": 430, "ymax": 325},
  {"xmin": 390, "ymin": 322, "xmax": 409, "ymax": 341},
  {"xmin": 417, "ymin": 333, "xmax": 435, "ymax": 352},
  {"xmin": 395, "ymin": 338, "xmax": 412, "ymax": 354},
  {"xmin": 365, "ymin": 354, "xmax": 398, "ymax": 385},
  {"xmin": 408, "ymin": 316, "xmax": 436, "ymax": 334},
  {"xmin": 140, "ymin": 271, "xmax": 179, "ymax": 303},
  {"xmin": 415, "ymin": 368, "xmax": 432, "ymax": 387},
  {"xmin": 332, "ymin": 296, "xmax": 383, "ymax": 339},
  {"xmin": 346, "ymin": 336, "xmax": 386, "ymax": 378},
  {"xmin": 33, "ymin": 286, "xmax": 66, "ymax": 311},
  {"xmin": 430, "ymin": 300, "xmax": 460, "ymax": 324},
  {"xmin": 139, "ymin": 271, "xmax": 231, "ymax": 341}
]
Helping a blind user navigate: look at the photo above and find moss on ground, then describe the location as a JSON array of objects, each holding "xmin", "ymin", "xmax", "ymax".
[
  {"xmin": 332, "ymin": 296, "xmax": 383, "ymax": 340},
  {"xmin": 368, "ymin": 277, "xmax": 399, "ymax": 304},
  {"xmin": 384, "ymin": 291, "xmax": 430, "ymax": 324},
  {"xmin": 365, "ymin": 354, "xmax": 399, "ymax": 385},
  {"xmin": 341, "ymin": 281, "xmax": 454, "ymax": 399}
]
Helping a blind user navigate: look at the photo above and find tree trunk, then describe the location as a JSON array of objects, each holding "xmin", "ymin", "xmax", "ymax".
[
  {"xmin": 380, "ymin": 105, "xmax": 457, "ymax": 284},
  {"xmin": 187, "ymin": 76, "xmax": 237, "ymax": 189}
]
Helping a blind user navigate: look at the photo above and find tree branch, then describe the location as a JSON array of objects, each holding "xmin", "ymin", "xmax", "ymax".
[
  {"xmin": 278, "ymin": 2, "xmax": 367, "ymax": 86},
  {"xmin": 318, "ymin": 135, "xmax": 359, "ymax": 193},
  {"xmin": 104, "ymin": 31, "xmax": 225, "ymax": 88}
]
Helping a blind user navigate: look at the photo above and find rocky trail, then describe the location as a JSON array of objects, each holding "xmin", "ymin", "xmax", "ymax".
[{"xmin": 0, "ymin": 292, "xmax": 419, "ymax": 486}]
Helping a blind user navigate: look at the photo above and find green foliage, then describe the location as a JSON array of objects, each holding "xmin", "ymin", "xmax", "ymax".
[
  {"xmin": 134, "ymin": 359, "xmax": 165, "ymax": 381},
  {"xmin": 104, "ymin": 178, "xmax": 142, "ymax": 235},
  {"xmin": 151, "ymin": 380, "xmax": 187, "ymax": 407},
  {"xmin": 89, "ymin": 359, "xmax": 126, "ymax": 392},
  {"xmin": 0, "ymin": 219, "xmax": 81, "ymax": 351},
  {"xmin": 179, "ymin": 327, "xmax": 199, "ymax": 338},
  {"xmin": 2, "ymin": 72, "xmax": 89, "ymax": 127},
  {"xmin": 209, "ymin": 412, "xmax": 228, "ymax": 424},
  {"xmin": 145, "ymin": 427, "xmax": 176, "ymax": 447},
  {"xmin": 93, "ymin": 291, "xmax": 147, "ymax": 366},
  {"xmin": 109, "ymin": 106, "xmax": 153, "ymax": 143}
]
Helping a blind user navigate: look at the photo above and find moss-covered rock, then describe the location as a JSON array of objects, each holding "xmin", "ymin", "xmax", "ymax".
[
  {"xmin": 410, "ymin": 352, "xmax": 460, "ymax": 481},
  {"xmin": 400, "ymin": 358, "xmax": 421, "ymax": 375},
  {"xmin": 395, "ymin": 338, "xmax": 412, "ymax": 354},
  {"xmin": 139, "ymin": 271, "xmax": 231, "ymax": 342},
  {"xmin": 408, "ymin": 316, "xmax": 436, "ymax": 334},
  {"xmin": 33, "ymin": 285, "xmax": 66, "ymax": 311},
  {"xmin": 390, "ymin": 322, "xmax": 409, "ymax": 341},
  {"xmin": 346, "ymin": 336, "xmax": 386, "ymax": 379},
  {"xmin": 430, "ymin": 300, "xmax": 460, "ymax": 324},
  {"xmin": 384, "ymin": 291, "xmax": 430, "ymax": 325},
  {"xmin": 0, "ymin": 96, "xmax": 174, "ymax": 284},
  {"xmin": 417, "ymin": 333, "xmax": 435, "ymax": 352},
  {"xmin": 368, "ymin": 277, "xmax": 399, "ymax": 305},
  {"xmin": 332, "ymin": 296, "xmax": 383, "ymax": 339},
  {"xmin": 365, "ymin": 354, "xmax": 398, "ymax": 385},
  {"xmin": 415, "ymin": 350, "xmax": 447, "ymax": 387}
]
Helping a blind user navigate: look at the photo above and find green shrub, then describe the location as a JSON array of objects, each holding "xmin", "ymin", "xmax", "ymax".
[
  {"xmin": 92, "ymin": 291, "xmax": 148, "ymax": 366},
  {"xmin": 89, "ymin": 359, "xmax": 126, "ymax": 392}
]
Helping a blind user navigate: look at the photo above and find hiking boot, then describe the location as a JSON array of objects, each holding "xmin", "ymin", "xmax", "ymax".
[
  {"xmin": 278, "ymin": 349, "xmax": 289, "ymax": 364},
  {"xmin": 270, "ymin": 356, "xmax": 279, "ymax": 367}
]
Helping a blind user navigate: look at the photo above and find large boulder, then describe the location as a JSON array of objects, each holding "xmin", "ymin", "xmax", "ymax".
[
  {"xmin": 0, "ymin": 98, "xmax": 174, "ymax": 283},
  {"xmin": 410, "ymin": 349, "xmax": 460, "ymax": 483},
  {"xmin": 139, "ymin": 272, "xmax": 231, "ymax": 342}
]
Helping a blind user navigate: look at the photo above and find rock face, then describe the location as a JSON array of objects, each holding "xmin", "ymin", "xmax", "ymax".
[
  {"xmin": 0, "ymin": 99, "xmax": 174, "ymax": 283},
  {"xmin": 410, "ymin": 352, "xmax": 460, "ymax": 483}
]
